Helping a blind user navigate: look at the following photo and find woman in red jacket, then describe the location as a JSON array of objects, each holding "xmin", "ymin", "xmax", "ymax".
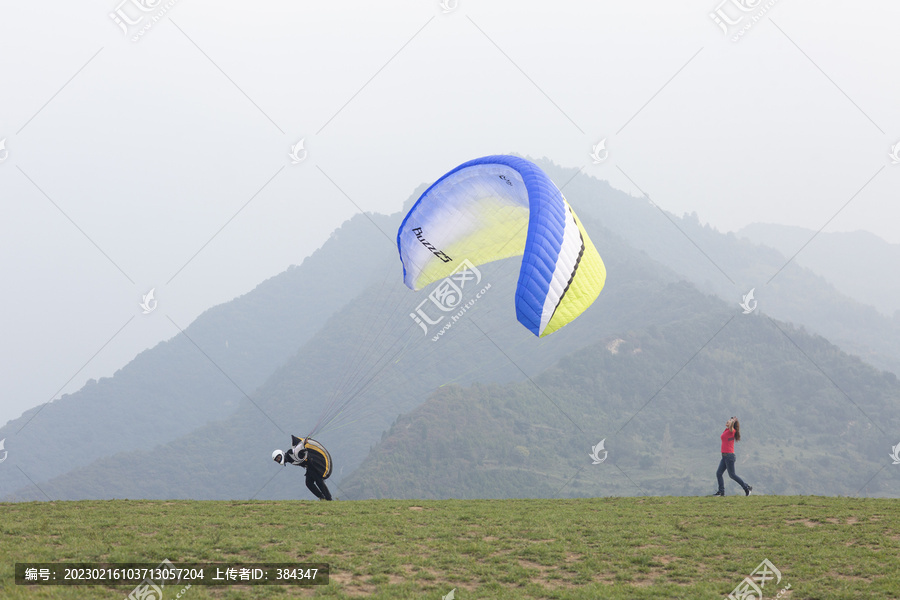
[{"xmin": 713, "ymin": 416, "xmax": 752, "ymax": 496}]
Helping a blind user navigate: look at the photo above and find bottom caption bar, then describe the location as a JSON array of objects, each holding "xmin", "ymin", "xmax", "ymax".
[{"xmin": 15, "ymin": 562, "xmax": 329, "ymax": 585}]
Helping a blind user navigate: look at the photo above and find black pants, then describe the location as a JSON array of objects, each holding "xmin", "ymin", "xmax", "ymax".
[
  {"xmin": 305, "ymin": 469, "xmax": 332, "ymax": 500},
  {"xmin": 716, "ymin": 452, "xmax": 748, "ymax": 493}
]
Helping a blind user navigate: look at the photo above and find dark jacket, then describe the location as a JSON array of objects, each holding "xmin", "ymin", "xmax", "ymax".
[{"xmin": 284, "ymin": 438, "xmax": 328, "ymax": 476}]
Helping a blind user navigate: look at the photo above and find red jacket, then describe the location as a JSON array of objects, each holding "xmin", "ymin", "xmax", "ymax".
[{"xmin": 721, "ymin": 428, "xmax": 735, "ymax": 453}]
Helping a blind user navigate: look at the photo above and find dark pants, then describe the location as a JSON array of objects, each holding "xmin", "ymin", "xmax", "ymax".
[
  {"xmin": 716, "ymin": 453, "xmax": 748, "ymax": 493},
  {"xmin": 306, "ymin": 469, "xmax": 332, "ymax": 500}
]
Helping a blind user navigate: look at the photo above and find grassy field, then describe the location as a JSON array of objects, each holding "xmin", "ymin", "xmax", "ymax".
[{"xmin": 1, "ymin": 496, "xmax": 898, "ymax": 599}]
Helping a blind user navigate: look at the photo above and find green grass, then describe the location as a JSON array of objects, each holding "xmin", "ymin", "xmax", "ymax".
[{"xmin": 1, "ymin": 496, "xmax": 898, "ymax": 599}]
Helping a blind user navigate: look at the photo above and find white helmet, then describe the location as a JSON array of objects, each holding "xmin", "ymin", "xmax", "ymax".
[{"xmin": 272, "ymin": 449, "xmax": 284, "ymax": 464}]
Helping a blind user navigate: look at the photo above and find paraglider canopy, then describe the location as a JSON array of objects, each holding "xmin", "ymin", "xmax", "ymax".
[{"xmin": 397, "ymin": 155, "xmax": 606, "ymax": 337}]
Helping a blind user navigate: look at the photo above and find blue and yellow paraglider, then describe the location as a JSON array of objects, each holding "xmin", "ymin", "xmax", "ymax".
[{"xmin": 397, "ymin": 155, "xmax": 606, "ymax": 337}]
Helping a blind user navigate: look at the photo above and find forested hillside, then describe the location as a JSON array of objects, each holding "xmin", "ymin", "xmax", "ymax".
[{"xmin": 343, "ymin": 303, "xmax": 900, "ymax": 499}]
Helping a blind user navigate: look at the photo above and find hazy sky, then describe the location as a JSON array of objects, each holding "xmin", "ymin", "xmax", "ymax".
[{"xmin": 1, "ymin": 0, "xmax": 898, "ymax": 426}]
